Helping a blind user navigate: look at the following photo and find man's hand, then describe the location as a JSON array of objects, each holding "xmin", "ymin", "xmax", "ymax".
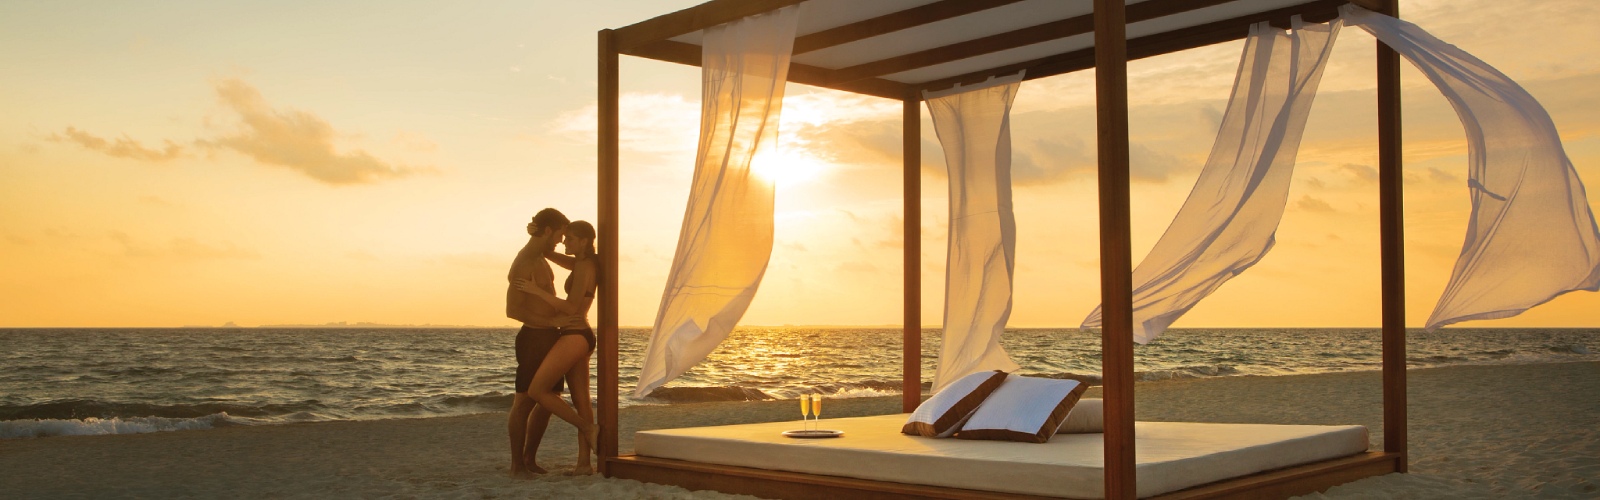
[{"xmin": 552, "ymin": 315, "xmax": 585, "ymax": 328}]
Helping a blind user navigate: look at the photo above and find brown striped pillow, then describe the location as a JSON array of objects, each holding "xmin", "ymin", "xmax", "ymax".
[
  {"xmin": 901, "ymin": 370, "xmax": 1008, "ymax": 437},
  {"xmin": 955, "ymin": 375, "xmax": 1088, "ymax": 443}
]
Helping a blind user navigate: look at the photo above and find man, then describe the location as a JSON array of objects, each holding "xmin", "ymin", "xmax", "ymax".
[{"xmin": 506, "ymin": 207, "xmax": 569, "ymax": 477}]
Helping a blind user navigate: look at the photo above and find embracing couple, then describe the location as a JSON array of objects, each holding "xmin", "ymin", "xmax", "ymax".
[{"xmin": 505, "ymin": 208, "xmax": 601, "ymax": 478}]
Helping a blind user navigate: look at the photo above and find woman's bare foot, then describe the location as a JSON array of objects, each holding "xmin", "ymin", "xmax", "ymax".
[{"xmin": 565, "ymin": 464, "xmax": 595, "ymax": 476}]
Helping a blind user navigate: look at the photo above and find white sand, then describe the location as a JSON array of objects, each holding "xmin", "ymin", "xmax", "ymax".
[{"xmin": 2, "ymin": 362, "xmax": 1595, "ymax": 499}]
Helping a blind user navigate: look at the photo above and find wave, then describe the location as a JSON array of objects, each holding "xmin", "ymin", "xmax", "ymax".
[
  {"xmin": 644, "ymin": 386, "xmax": 774, "ymax": 403},
  {"xmin": 0, "ymin": 413, "xmax": 248, "ymax": 439},
  {"xmin": 0, "ymin": 399, "xmax": 328, "ymax": 421}
]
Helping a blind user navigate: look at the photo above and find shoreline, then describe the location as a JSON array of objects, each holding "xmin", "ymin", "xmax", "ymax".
[
  {"xmin": 3, "ymin": 362, "xmax": 1596, "ymax": 498},
  {"xmin": 9, "ymin": 358, "xmax": 1598, "ymax": 440}
]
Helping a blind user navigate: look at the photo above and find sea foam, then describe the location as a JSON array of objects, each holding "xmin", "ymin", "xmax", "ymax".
[{"xmin": 0, "ymin": 413, "xmax": 242, "ymax": 439}]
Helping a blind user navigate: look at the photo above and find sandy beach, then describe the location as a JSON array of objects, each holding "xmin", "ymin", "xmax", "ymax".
[{"xmin": 3, "ymin": 361, "xmax": 1596, "ymax": 499}]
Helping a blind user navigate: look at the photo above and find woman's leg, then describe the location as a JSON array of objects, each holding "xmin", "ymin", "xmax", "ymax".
[
  {"xmin": 565, "ymin": 351, "xmax": 595, "ymax": 474},
  {"xmin": 521, "ymin": 404, "xmax": 552, "ymax": 474},
  {"xmin": 525, "ymin": 335, "xmax": 598, "ymax": 449}
]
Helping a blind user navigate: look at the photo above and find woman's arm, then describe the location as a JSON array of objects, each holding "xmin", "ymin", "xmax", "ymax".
[
  {"xmin": 514, "ymin": 261, "xmax": 595, "ymax": 316},
  {"xmin": 545, "ymin": 251, "xmax": 576, "ymax": 270}
]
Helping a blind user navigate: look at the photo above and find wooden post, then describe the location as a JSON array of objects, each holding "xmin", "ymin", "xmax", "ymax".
[
  {"xmin": 1375, "ymin": 0, "xmax": 1408, "ymax": 474},
  {"xmin": 1094, "ymin": 0, "xmax": 1136, "ymax": 498},
  {"xmin": 597, "ymin": 28, "xmax": 621, "ymax": 476},
  {"xmin": 903, "ymin": 95, "xmax": 923, "ymax": 413}
]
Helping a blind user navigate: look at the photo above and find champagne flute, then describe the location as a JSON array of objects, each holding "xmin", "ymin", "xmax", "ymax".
[
  {"xmin": 811, "ymin": 394, "xmax": 822, "ymax": 429},
  {"xmin": 800, "ymin": 394, "xmax": 812, "ymax": 431}
]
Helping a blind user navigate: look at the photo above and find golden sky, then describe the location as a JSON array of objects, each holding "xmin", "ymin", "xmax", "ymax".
[{"xmin": 2, "ymin": 0, "xmax": 1597, "ymax": 328}]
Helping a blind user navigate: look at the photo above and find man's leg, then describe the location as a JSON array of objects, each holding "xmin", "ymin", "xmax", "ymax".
[{"xmin": 508, "ymin": 392, "xmax": 538, "ymax": 478}]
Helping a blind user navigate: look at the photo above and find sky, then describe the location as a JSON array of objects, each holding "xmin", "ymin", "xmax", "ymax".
[{"xmin": 1, "ymin": 0, "xmax": 1597, "ymax": 329}]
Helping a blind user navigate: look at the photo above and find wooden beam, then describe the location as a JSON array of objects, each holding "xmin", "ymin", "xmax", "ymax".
[
  {"xmin": 1375, "ymin": 0, "xmax": 1408, "ymax": 475},
  {"xmin": 613, "ymin": 0, "xmax": 806, "ymax": 52},
  {"xmin": 794, "ymin": 0, "xmax": 1027, "ymax": 55},
  {"xmin": 596, "ymin": 28, "xmax": 622, "ymax": 476},
  {"xmin": 1094, "ymin": 0, "xmax": 1136, "ymax": 498},
  {"xmin": 1347, "ymin": 0, "xmax": 1389, "ymax": 11},
  {"xmin": 831, "ymin": 0, "xmax": 1234, "ymax": 85},
  {"xmin": 903, "ymin": 95, "xmax": 923, "ymax": 414},
  {"xmin": 623, "ymin": 40, "xmax": 911, "ymax": 100},
  {"xmin": 915, "ymin": 0, "xmax": 1345, "ymax": 94},
  {"xmin": 610, "ymin": 452, "xmax": 1401, "ymax": 500}
]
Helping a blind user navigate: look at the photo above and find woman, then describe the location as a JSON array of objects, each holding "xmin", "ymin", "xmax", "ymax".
[{"xmin": 515, "ymin": 220, "xmax": 600, "ymax": 475}]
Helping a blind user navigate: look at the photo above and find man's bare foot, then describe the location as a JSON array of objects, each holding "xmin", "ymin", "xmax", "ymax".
[
  {"xmin": 525, "ymin": 463, "xmax": 549, "ymax": 475},
  {"xmin": 511, "ymin": 466, "xmax": 535, "ymax": 480}
]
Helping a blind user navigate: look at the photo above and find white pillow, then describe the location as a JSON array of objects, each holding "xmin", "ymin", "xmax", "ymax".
[
  {"xmin": 901, "ymin": 370, "xmax": 1008, "ymax": 437},
  {"xmin": 955, "ymin": 375, "xmax": 1087, "ymax": 443},
  {"xmin": 1058, "ymin": 398, "xmax": 1103, "ymax": 434}
]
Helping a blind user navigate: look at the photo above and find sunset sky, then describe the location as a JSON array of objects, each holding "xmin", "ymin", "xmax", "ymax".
[{"xmin": 2, "ymin": 0, "xmax": 1597, "ymax": 329}]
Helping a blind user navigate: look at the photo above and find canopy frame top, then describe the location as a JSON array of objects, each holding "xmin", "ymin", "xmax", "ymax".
[{"xmin": 610, "ymin": 0, "xmax": 1387, "ymax": 99}]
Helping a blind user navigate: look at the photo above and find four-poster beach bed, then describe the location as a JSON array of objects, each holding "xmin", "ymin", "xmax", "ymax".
[{"xmin": 587, "ymin": 0, "xmax": 1599, "ymax": 498}]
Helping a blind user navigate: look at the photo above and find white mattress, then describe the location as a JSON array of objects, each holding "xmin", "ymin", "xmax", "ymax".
[{"xmin": 633, "ymin": 414, "xmax": 1368, "ymax": 499}]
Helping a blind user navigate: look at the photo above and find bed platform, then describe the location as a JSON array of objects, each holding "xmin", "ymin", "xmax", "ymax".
[{"xmin": 613, "ymin": 414, "xmax": 1397, "ymax": 499}]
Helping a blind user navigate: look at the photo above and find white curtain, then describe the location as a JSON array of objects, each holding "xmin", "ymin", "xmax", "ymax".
[
  {"xmin": 924, "ymin": 72, "xmax": 1025, "ymax": 391},
  {"xmin": 1342, "ymin": 6, "xmax": 1600, "ymax": 330},
  {"xmin": 1082, "ymin": 18, "xmax": 1341, "ymax": 343},
  {"xmin": 635, "ymin": 6, "xmax": 799, "ymax": 398}
]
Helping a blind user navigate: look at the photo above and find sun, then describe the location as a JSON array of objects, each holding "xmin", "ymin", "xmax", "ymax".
[{"xmin": 750, "ymin": 145, "xmax": 827, "ymax": 189}]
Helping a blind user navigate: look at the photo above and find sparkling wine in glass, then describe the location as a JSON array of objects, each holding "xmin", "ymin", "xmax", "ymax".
[
  {"xmin": 811, "ymin": 394, "xmax": 822, "ymax": 429},
  {"xmin": 800, "ymin": 394, "xmax": 813, "ymax": 431}
]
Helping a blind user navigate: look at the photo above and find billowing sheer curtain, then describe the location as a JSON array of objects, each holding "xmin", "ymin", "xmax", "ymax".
[
  {"xmin": 1082, "ymin": 18, "xmax": 1341, "ymax": 343},
  {"xmin": 635, "ymin": 6, "xmax": 799, "ymax": 398},
  {"xmin": 924, "ymin": 72, "xmax": 1025, "ymax": 391},
  {"xmin": 1342, "ymin": 5, "xmax": 1600, "ymax": 330}
]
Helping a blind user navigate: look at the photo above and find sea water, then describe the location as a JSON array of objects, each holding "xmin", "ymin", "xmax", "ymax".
[{"xmin": 1, "ymin": 327, "xmax": 1595, "ymax": 438}]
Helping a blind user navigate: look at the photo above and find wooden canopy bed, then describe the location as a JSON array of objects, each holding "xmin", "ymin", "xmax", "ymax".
[{"xmin": 589, "ymin": 0, "xmax": 1410, "ymax": 498}]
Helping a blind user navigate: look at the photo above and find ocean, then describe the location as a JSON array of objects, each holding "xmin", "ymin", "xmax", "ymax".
[{"xmin": 1, "ymin": 327, "xmax": 1594, "ymax": 439}]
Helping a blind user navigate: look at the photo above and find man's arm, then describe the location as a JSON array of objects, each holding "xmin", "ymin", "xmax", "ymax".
[{"xmin": 506, "ymin": 241, "xmax": 558, "ymax": 326}]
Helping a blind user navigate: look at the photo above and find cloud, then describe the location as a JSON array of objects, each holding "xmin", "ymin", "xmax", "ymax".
[
  {"xmin": 1014, "ymin": 136, "xmax": 1095, "ymax": 185},
  {"xmin": 552, "ymin": 92, "xmax": 700, "ymax": 155},
  {"xmin": 52, "ymin": 127, "xmax": 185, "ymax": 161},
  {"xmin": 199, "ymin": 78, "xmax": 425, "ymax": 185},
  {"xmin": 110, "ymin": 231, "xmax": 261, "ymax": 260},
  {"xmin": 1128, "ymin": 144, "xmax": 1189, "ymax": 183},
  {"xmin": 1294, "ymin": 195, "xmax": 1337, "ymax": 213},
  {"xmin": 1338, "ymin": 163, "xmax": 1379, "ymax": 184},
  {"xmin": 1427, "ymin": 167, "xmax": 1460, "ymax": 184}
]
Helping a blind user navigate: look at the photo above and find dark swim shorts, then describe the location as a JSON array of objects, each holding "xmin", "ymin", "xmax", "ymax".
[{"xmin": 515, "ymin": 326, "xmax": 565, "ymax": 393}]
